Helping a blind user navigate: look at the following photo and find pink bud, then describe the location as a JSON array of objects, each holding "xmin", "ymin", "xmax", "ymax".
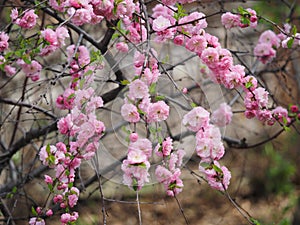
[
  {"xmin": 46, "ymin": 209, "xmax": 53, "ymax": 217},
  {"xmin": 290, "ymin": 105, "xmax": 299, "ymax": 113},
  {"xmin": 36, "ymin": 207, "xmax": 42, "ymax": 214},
  {"xmin": 44, "ymin": 175, "xmax": 53, "ymax": 184},
  {"xmin": 129, "ymin": 133, "xmax": 138, "ymax": 142},
  {"xmin": 182, "ymin": 87, "xmax": 188, "ymax": 94}
]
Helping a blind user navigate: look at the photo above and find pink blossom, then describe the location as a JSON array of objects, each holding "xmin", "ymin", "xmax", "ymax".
[
  {"xmin": 128, "ymin": 79, "xmax": 149, "ymax": 100},
  {"xmin": 46, "ymin": 209, "xmax": 53, "ymax": 217},
  {"xmin": 272, "ymin": 106, "xmax": 289, "ymax": 124},
  {"xmin": 178, "ymin": 12, "xmax": 207, "ymax": 35},
  {"xmin": 253, "ymin": 87, "xmax": 269, "ymax": 108},
  {"xmin": 141, "ymin": 68, "xmax": 160, "ymax": 85},
  {"xmin": 68, "ymin": 187, "xmax": 79, "ymax": 208},
  {"xmin": 254, "ymin": 43, "xmax": 276, "ymax": 64},
  {"xmin": 211, "ymin": 103, "xmax": 233, "ymax": 127},
  {"xmin": 4, "ymin": 65, "xmax": 16, "ymax": 76},
  {"xmin": 196, "ymin": 124, "xmax": 225, "ymax": 162},
  {"xmin": 39, "ymin": 145, "xmax": 57, "ymax": 166},
  {"xmin": 200, "ymin": 161, "xmax": 231, "ymax": 191},
  {"xmin": 185, "ymin": 34, "xmax": 207, "ymax": 55},
  {"xmin": 0, "ymin": 32, "xmax": 9, "ymax": 51},
  {"xmin": 13, "ymin": 9, "xmax": 38, "ymax": 29},
  {"xmin": 222, "ymin": 64, "xmax": 245, "ymax": 89},
  {"xmin": 127, "ymin": 149, "xmax": 148, "ymax": 164},
  {"xmin": 44, "ymin": 175, "xmax": 53, "ymax": 184},
  {"xmin": 182, "ymin": 106, "xmax": 210, "ymax": 132},
  {"xmin": 129, "ymin": 132, "xmax": 139, "ymax": 142},
  {"xmin": 41, "ymin": 28, "xmax": 58, "ymax": 46},
  {"xmin": 53, "ymin": 194, "xmax": 63, "ymax": 203},
  {"xmin": 56, "ymin": 26, "xmax": 69, "ymax": 46},
  {"xmin": 221, "ymin": 12, "xmax": 240, "ymax": 29},
  {"xmin": 152, "ymin": 15, "xmax": 171, "ymax": 32},
  {"xmin": 29, "ymin": 217, "xmax": 45, "ymax": 225},
  {"xmin": 116, "ymin": 42, "xmax": 129, "ymax": 52},
  {"xmin": 121, "ymin": 103, "xmax": 140, "ymax": 123},
  {"xmin": 147, "ymin": 101, "xmax": 170, "ymax": 123},
  {"xmin": 129, "ymin": 138, "xmax": 152, "ymax": 159},
  {"xmin": 162, "ymin": 137, "xmax": 173, "ymax": 156},
  {"xmin": 20, "ymin": 60, "xmax": 42, "ymax": 81},
  {"xmin": 258, "ymin": 30, "xmax": 281, "ymax": 48},
  {"xmin": 174, "ymin": 34, "xmax": 185, "ymax": 45}
]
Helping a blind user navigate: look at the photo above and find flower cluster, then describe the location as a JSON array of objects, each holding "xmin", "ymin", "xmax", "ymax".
[
  {"xmin": 183, "ymin": 107, "xmax": 231, "ymax": 191},
  {"xmin": 121, "ymin": 137, "xmax": 152, "ymax": 191},
  {"xmin": 155, "ymin": 137, "xmax": 186, "ymax": 196},
  {"xmin": 36, "ymin": 46, "xmax": 105, "ymax": 224},
  {"xmin": 254, "ymin": 30, "xmax": 281, "ymax": 64},
  {"xmin": 221, "ymin": 8, "xmax": 257, "ymax": 29},
  {"xmin": 40, "ymin": 26, "xmax": 69, "ymax": 56},
  {"xmin": 11, "ymin": 8, "xmax": 38, "ymax": 29}
]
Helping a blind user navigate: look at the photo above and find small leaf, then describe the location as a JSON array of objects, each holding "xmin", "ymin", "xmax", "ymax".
[
  {"xmin": 190, "ymin": 102, "xmax": 197, "ymax": 108},
  {"xmin": 149, "ymin": 83, "xmax": 156, "ymax": 94},
  {"xmin": 121, "ymin": 80, "xmax": 130, "ymax": 85},
  {"xmin": 212, "ymin": 164, "xmax": 223, "ymax": 173},
  {"xmin": 287, "ymin": 38, "xmax": 294, "ymax": 48},
  {"xmin": 245, "ymin": 81, "xmax": 253, "ymax": 89},
  {"xmin": 292, "ymin": 25, "xmax": 297, "ymax": 35},
  {"xmin": 31, "ymin": 206, "xmax": 38, "ymax": 216}
]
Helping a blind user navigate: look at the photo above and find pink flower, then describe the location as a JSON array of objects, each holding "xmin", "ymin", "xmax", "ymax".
[
  {"xmin": 46, "ymin": 209, "xmax": 53, "ymax": 217},
  {"xmin": 272, "ymin": 106, "xmax": 289, "ymax": 124},
  {"xmin": 200, "ymin": 161, "xmax": 231, "ymax": 191},
  {"xmin": 182, "ymin": 106, "xmax": 210, "ymax": 132},
  {"xmin": 4, "ymin": 65, "xmax": 16, "ymax": 76},
  {"xmin": 185, "ymin": 35, "xmax": 207, "ymax": 55},
  {"xmin": 29, "ymin": 217, "xmax": 45, "ymax": 225},
  {"xmin": 129, "ymin": 138, "xmax": 152, "ymax": 159},
  {"xmin": 129, "ymin": 132, "xmax": 139, "ymax": 142},
  {"xmin": 221, "ymin": 12, "xmax": 240, "ymax": 29},
  {"xmin": 195, "ymin": 124, "xmax": 225, "ymax": 162},
  {"xmin": 39, "ymin": 145, "xmax": 57, "ymax": 166},
  {"xmin": 152, "ymin": 15, "xmax": 171, "ymax": 32},
  {"xmin": 211, "ymin": 103, "xmax": 233, "ymax": 127},
  {"xmin": 68, "ymin": 187, "xmax": 79, "ymax": 208},
  {"xmin": 253, "ymin": 87, "xmax": 269, "ymax": 108},
  {"xmin": 44, "ymin": 175, "xmax": 53, "ymax": 184},
  {"xmin": 128, "ymin": 79, "xmax": 149, "ymax": 100},
  {"xmin": 127, "ymin": 149, "xmax": 147, "ymax": 164},
  {"xmin": 41, "ymin": 28, "xmax": 58, "ymax": 46},
  {"xmin": 174, "ymin": 34, "xmax": 185, "ymax": 45},
  {"xmin": 0, "ymin": 32, "xmax": 9, "ymax": 51},
  {"xmin": 19, "ymin": 60, "xmax": 42, "ymax": 81},
  {"xmin": 121, "ymin": 103, "xmax": 140, "ymax": 123},
  {"xmin": 116, "ymin": 42, "xmax": 129, "ymax": 52},
  {"xmin": 14, "ymin": 9, "xmax": 38, "ymax": 29},
  {"xmin": 56, "ymin": 26, "xmax": 69, "ymax": 46},
  {"xmin": 162, "ymin": 137, "xmax": 173, "ymax": 156},
  {"xmin": 147, "ymin": 101, "xmax": 170, "ymax": 123}
]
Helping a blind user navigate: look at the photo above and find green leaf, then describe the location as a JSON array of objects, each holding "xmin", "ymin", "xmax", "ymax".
[
  {"xmin": 245, "ymin": 81, "xmax": 253, "ymax": 89},
  {"xmin": 190, "ymin": 102, "xmax": 197, "ymax": 108},
  {"xmin": 155, "ymin": 95, "xmax": 165, "ymax": 101},
  {"xmin": 121, "ymin": 80, "xmax": 130, "ymax": 85},
  {"xmin": 31, "ymin": 206, "xmax": 38, "ymax": 216},
  {"xmin": 292, "ymin": 25, "xmax": 297, "ymax": 35},
  {"xmin": 46, "ymin": 144, "xmax": 51, "ymax": 154},
  {"xmin": 287, "ymin": 38, "xmax": 294, "ymax": 48},
  {"xmin": 22, "ymin": 55, "xmax": 31, "ymax": 64},
  {"xmin": 212, "ymin": 164, "xmax": 223, "ymax": 173},
  {"xmin": 250, "ymin": 218, "xmax": 261, "ymax": 225},
  {"xmin": 149, "ymin": 83, "xmax": 156, "ymax": 94},
  {"xmin": 283, "ymin": 125, "xmax": 291, "ymax": 132}
]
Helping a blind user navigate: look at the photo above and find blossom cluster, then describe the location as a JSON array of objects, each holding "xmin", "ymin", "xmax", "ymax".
[
  {"xmin": 254, "ymin": 30, "xmax": 281, "ymax": 64},
  {"xmin": 2, "ymin": 1, "xmax": 297, "ymax": 224},
  {"xmin": 183, "ymin": 106, "xmax": 231, "ymax": 191},
  {"xmin": 221, "ymin": 8, "xmax": 257, "ymax": 29},
  {"xmin": 155, "ymin": 137, "xmax": 186, "ymax": 196},
  {"xmin": 36, "ymin": 46, "xmax": 105, "ymax": 224}
]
